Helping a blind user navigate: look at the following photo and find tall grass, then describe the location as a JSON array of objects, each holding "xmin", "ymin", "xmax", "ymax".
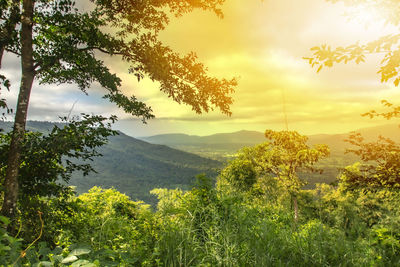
[{"xmin": 150, "ymin": 186, "xmax": 398, "ymax": 267}]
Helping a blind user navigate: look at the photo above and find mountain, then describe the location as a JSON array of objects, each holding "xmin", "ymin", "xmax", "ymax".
[
  {"xmin": 141, "ymin": 130, "xmax": 265, "ymax": 145},
  {"xmin": 0, "ymin": 120, "xmax": 64, "ymax": 133},
  {"xmin": 141, "ymin": 124, "xmax": 400, "ymax": 187},
  {"xmin": 140, "ymin": 130, "xmax": 266, "ymax": 160},
  {"xmin": 0, "ymin": 121, "xmax": 222, "ymax": 205},
  {"xmin": 142, "ymin": 124, "xmax": 400, "ymax": 154}
]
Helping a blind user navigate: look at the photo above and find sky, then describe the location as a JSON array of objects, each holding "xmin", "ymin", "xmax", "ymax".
[{"xmin": 2, "ymin": 0, "xmax": 400, "ymax": 137}]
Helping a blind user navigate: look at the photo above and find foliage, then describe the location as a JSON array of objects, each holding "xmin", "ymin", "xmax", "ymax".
[
  {"xmin": 219, "ymin": 130, "xmax": 330, "ymax": 195},
  {"xmin": 0, "ymin": 0, "xmax": 237, "ymax": 220},
  {"xmin": 149, "ymin": 179, "xmax": 398, "ymax": 266},
  {"xmin": 363, "ymin": 99, "xmax": 400, "ymax": 120},
  {"xmin": 305, "ymin": 0, "xmax": 400, "ymax": 87},
  {"xmin": 0, "ymin": 115, "xmax": 117, "ymax": 199},
  {"xmin": 2, "ymin": 1, "xmax": 400, "ymax": 265},
  {"xmin": 55, "ymin": 187, "xmax": 156, "ymax": 265},
  {"xmin": 0, "ymin": 215, "xmax": 22, "ymax": 266},
  {"xmin": 219, "ymin": 158, "xmax": 257, "ymax": 191},
  {"xmin": 0, "ymin": 124, "xmax": 397, "ymax": 266},
  {"xmin": 333, "ymin": 100, "xmax": 400, "ymax": 189},
  {"xmin": 0, "ymin": 115, "xmax": 117, "ymax": 241},
  {"xmin": 2, "ymin": 160, "xmax": 400, "ymax": 266},
  {"xmin": 0, "ymin": 120, "xmax": 221, "ymax": 206},
  {"xmin": 1, "ymin": 0, "xmax": 236, "ymax": 119}
]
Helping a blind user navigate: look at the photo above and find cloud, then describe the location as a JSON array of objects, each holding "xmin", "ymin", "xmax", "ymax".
[{"xmin": 2, "ymin": 0, "xmax": 399, "ymax": 137}]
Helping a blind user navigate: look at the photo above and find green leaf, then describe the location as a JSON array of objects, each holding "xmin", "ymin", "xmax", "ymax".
[
  {"xmin": 61, "ymin": 255, "xmax": 78, "ymax": 264},
  {"xmin": 52, "ymin": 255, "xmax": 64, "ymax": 263},
  {"xmin": 0, "ymin": 244, "xmax": 11, "ymax": 251},
  {"xmin": 0, "ymin": 216, "xmax": 10, "ymax": 225},
  {"xmin": 69, "ymin": 248, "xmax": 91, "ymax": 256},
  {"xmin": 38, "ymin": 261, "xmax": 53, "ymax": 267},
  {"xmin": 71, "ymin": 260, "xmax": 96, "ymax": 267}
]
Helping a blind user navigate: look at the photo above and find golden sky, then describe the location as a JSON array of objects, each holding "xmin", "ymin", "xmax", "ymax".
[
  {"xmin": 110, "ymin": 0, "xmax": 400, "ymax": 137},
  {"xmin": 4, "ymin": 0, "xmax": 400, "ymax": 137}
]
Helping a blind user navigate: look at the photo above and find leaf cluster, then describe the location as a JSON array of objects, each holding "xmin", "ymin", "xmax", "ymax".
[
  {"xmin": 219, "ymin": 130, "xmax": 330, "ymax": 194},
  {"xmin": 0, "ymin": 114, "xmax": 117, "ymax": 199},
  {"xmin": 305, "ymin": 0, "xmax": 400, "ymax": 88},
  {"xmin": 342, "ymin": 132, "xmax": 400, "ymax": 189},
  {"xmin": 1, "ymin": 0, "xmax": 236, "ymax": 121}
]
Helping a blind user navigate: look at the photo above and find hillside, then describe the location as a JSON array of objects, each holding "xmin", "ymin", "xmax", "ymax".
[
  {"xmin": 74, "ymin": 132, "xmax": 221, "ymax": 204},
  {"xmin": 143, "ymin": 124, "xmax": 400, "ymax": 147},
  {"xmin": 142, "ymin": 130, "xmax": 266, "ymax": 145},
  {"xmin": 0, "ymin": 121, "xmax": 222, "ymax": 204},
  {"xmin": 140, "ymin": 130, "xmax": 266, "ymax": 160}
]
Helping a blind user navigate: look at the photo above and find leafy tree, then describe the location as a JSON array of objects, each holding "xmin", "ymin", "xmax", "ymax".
[
  {"xmin": 219, "ymin": 158, "xmax": 257, "ymax": 192},
  {"xmin": 0, "ymin": 114, "xmax": 117, "ymax": 198},
  {"xmin": 0, "ymin": 114, "xmax": 117, "ymax": 235},
  {"xmin": 219, "ymin": 130, "xmax": 329, "ymax": 221},
  {"xmin": 305, "ymin": 0, "xmax": 400, "ymax": 190},
  {"xmin": 342, "ymin": 134, "xmax": 400, "ymax": 189},
  {"xmin": 336, "ymin": 100, "xmax": 400, "ymax": 189},
  {"xmin": 0, "ymin": 0, "xmax": 237, "ymax": 219}
]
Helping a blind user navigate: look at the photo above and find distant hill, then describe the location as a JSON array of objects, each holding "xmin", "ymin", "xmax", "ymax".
[
  {"xmin": 140, "ymin": 130, "xmax": 266, "ymax": 160},
  {"xmin": 0, "ymin": 120, "xmax": 64, "ymax": 133},
  {"xmin": 0, "ymin": 121, "xmax": 221, "ymax": 204},
  {"xmin": 141, "ymin": 124, "xmax": 400, "ymax": 187},
  {"xmin": 142, "ymin": 130, "xmax": 266, "ymax": 145},
  {"xmin": 142, "ymin": 124, "xmax": 400, "ymax": 154}
]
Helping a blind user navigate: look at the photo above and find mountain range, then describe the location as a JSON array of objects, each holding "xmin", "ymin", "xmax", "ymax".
[
  {"xmin": 141, "ymin": 124, "xmax": 400, "ymax": 157},
  {"xmin": 141, "ymin": 124, "xmax": 400, "ymax": 187},
  {"xmin": 1, "ymin": 121, "xmax": 399, "ymax": 204}
]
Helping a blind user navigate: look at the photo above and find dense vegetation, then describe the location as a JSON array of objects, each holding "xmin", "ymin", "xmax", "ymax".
[
  {"xmin": 0, "ymin": 121, "xmax": 221, "ymax": 205},
  {"xmin": 2, "ymin": 0, "xmax": 400, "ymax": 265},
  {"xmin": 1, "ymin": 119, "xmax": 400, "ymax": 266}
]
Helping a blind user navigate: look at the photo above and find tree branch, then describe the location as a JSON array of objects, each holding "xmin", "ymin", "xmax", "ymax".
[{"xmin": 78, "ymin": 46, "xmax": 125, "ymax": 56}]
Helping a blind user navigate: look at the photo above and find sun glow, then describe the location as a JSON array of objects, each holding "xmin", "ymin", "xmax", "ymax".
[
  {"xmin": 340, "ymin": 3, "xmax": 396, "ymax": 37},
  {"xmin": 14, "ymin": 0, "xmax": 400, "ymax": 137},
  {"xmin": 348, "ymin": 6, "xmax": 380, "ymax": 25}
]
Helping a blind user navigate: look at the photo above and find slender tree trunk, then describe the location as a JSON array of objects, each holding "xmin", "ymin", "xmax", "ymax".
[
  {"xmin": 0, "ymin": 47, "xmax": 4, "ymax": 69},
  {"xmin": 0, "ymin": 0, "xmax": 20, "ymax": 69},
  {"xmin": 1, "ymin": 0, "xmax": 34, "ymax": 219}
]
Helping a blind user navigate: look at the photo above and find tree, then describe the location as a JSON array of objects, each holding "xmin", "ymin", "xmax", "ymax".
[
  {"xmin": 0, "ymin": 114, "xmax": 117, "ymax": 236},
  {"xmin": 339, "ymin": 101, "xmax": 400, "ymax": 189},
  {"xmin": 0, "ymin": 0, "xmax": 237, "ymax": 219},
  {"xmin": 0, "ymin": 115, "xmax": 117, "ymax": 199},
  {"xmin": 219, "ymin": 157, "xmax": 257, "ymax": 192},
  {"xmin": 219, "ymin": 130, "xmax": 329, "ymax": 221},
  {"xmin": 304, "ymin": 1, "xmax": 400, "ymax": 188}
]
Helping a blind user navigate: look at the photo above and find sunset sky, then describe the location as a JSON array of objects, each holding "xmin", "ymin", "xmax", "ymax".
[{"xmin": 2, "ymin": 0, "xmax": 400, "ymax": 137}]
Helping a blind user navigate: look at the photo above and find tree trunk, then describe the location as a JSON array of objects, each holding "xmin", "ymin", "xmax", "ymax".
[
  {"xmin": 0, "ymin": 0, "xmax": 20, "ymax": 68},
  {"xmin": 0, "ymin": 47, "xmax": 4, "ymax": 69},
  {"xmin": 1, "ymin": 0, "xmax": 34, "ymax": 220}
]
